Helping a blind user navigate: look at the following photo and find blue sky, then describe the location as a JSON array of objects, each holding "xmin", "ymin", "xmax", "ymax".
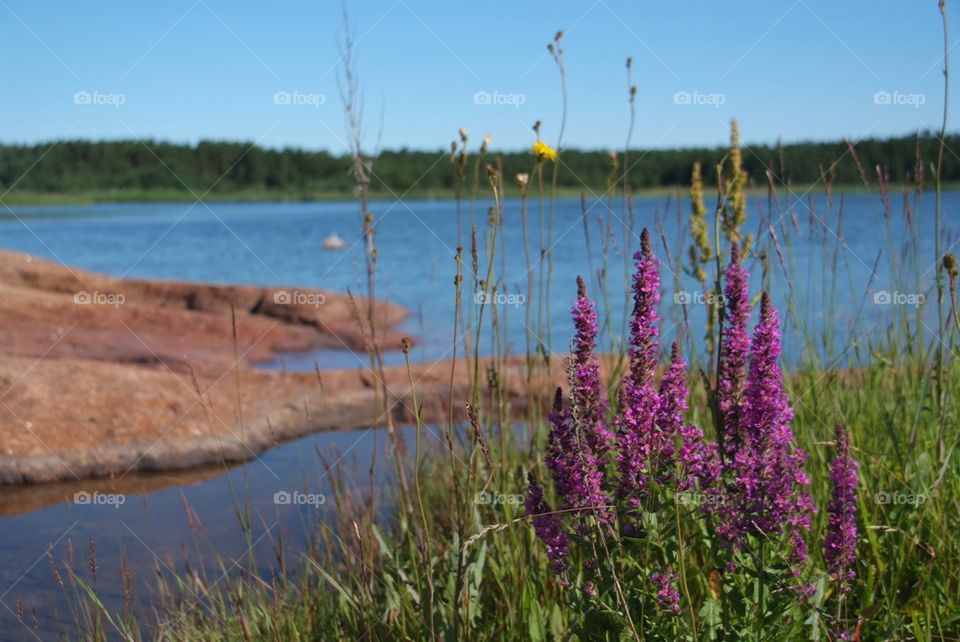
[{"xmin": 0, "ymin": 0, "xmax": 955, "ymax": 152}]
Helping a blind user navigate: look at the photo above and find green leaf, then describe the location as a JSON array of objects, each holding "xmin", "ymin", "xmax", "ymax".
[
  {"xmin": 528, "ymin": 599, "xmax": 546, "ymax": 642},
  {"xmin": 698, "ymin": 598, "xmax": 723, "ymax": 641}
]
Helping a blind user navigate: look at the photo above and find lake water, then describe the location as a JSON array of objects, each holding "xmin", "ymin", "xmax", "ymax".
[
  {"xmin": 0, "ymin": 193, "xmax": 953, "ymax": 639},
  {"xmin": 1, "ymin": 194, "xmax": 953, "ymax": 366},
  {"xmin": 0, "ymin": 423, "xmax": 429, "ymax": 640}
]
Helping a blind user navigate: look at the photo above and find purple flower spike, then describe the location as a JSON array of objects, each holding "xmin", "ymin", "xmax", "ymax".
[
  {"xmin": 616, "ymin": 229, "xmax": 661, "ymax": 506},
  {"xmin": 526, "ymin": 472, "xmax": 569, "ymax": 575},
  {"xmin": 734, "ymin": 293, "xmax": 814, "ymax": 557},
  {"xmin": 649, "ymin": 571, "xmax": 681, "ymax": 616},
  {"xmin": 570, "ymin": 276, "xmax": 613, "ymax": 455},
  {"xmin": 652, "ymin": 343, "xmax": 688, "ymax": 483},
  {"xmin": 743, "ymin": 294, "xmax": 792, "ymax": 452},
  {"xmin": 545, "ymin": 389, "xmax": 611, "ymax": 527},
  {"xmin": 657, "ymin": 343, "xmax": 689, "ymax": 439},
  {"xmin": 658, "ymin": 343, "xmax": 720, "ymax": 491},
  {"xmin": 546, "ymin": 390, "xmax": 578, "ymax": 505},
  {"xmin": 625, "ymin": 229, "xmax": 661, "ymax": 386},
  {"xmin": 718, "ymin": 242, "xmax": 750, "ymax": 454},
  {"xmin": 824, "ymin": 423, "xmax": 858, "ymax": 589}
]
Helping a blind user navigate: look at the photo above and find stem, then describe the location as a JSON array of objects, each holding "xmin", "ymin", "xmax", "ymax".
[
  {"xmin": 935, "ymin": 0, "xmax": 950, "ymax": 459},
  {"xmin": 674, "ymin": 495, "xmax": 698, "ymax": 641},
  {"xmin": 403, "ymin": 342, "xmax": 435, "ymax": 637},
  {"xmin": 447, "ymin": 248, "xmax": 467, "ymax": 637},
  {"xmin": 754, "ymin": 540, "xmax": 766, "ymax": 640},
  {"xmin": 545, "ymin": 36, "xmax": 568, "ymax": 374}
]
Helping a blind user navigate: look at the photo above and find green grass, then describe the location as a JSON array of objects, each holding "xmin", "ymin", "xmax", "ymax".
[{"xmin": 61, "ymin": 354, "xmax": 956, "ymax": 641}]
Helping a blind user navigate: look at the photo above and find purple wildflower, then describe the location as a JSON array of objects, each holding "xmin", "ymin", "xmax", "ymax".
[
  {"xmin": 616, "ymin": 228, "xmax": 661, "ymax": 506},
  {"xmin": 545, "ymin": 389, "xmax": 611, "ymax": 526},
  {"xmin": 742, "ymin": 294, "xmax": 792, "ymax": 457},
  {"xmin": 656, "ymin": 342, "xmax": 717, "ymax": 491},
  {"xmin": 718, "ymin": 242, "xmax": 750, "ymax": 454},
  {"xmin": 655, "ymin": 343, "xmax": 688, "ymax": 470},
  {"xmin": 649, "ymin": 571, "xmax": 681, "ymax": 615},
  {"xmin": 582, "ymin": 581, "xmax": 597, "ymax": 599},
  {"xmin": 570, "ymin": 276, "xmax": 613, "ymax": 454},
  {"xmin": 793, "ymin": 581, "xmax": 816, "ymax": 601},
  {"xmin": 545, "ymin": 392, "xmax": 577, "ymax": 502},
  {"xmin": 624, "ymin": 229, "xmax": 661, "ymax": 391},
  {"xmin": 824, "ymin": 423, "xmax": 858, "ymax": 589},
  {"xmin": 678, "ymin": 422, "xmax": 720, "ymax": 493},
  {"xmin": 525, "ymin": 472, "xmax": 569, "ymax": 575},
  {"xmin": 726, "ymin": 293, "xmax": 813, "ymax": 558}
]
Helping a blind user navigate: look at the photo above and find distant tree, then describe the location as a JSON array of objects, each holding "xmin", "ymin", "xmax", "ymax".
[{"xmin": 0, "ymin": 132, "xmax": 955, "ymax": 197}]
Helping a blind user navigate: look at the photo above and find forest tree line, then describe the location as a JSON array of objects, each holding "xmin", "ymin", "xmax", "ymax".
[{"xmin": 0, "ymin": 132, "xmax": 956, "ymax": 198}]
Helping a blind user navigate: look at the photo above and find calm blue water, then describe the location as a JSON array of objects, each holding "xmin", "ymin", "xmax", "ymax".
[
  {"xmin": 2, "ymin": 193, "xmax": 953, "ymax": 370},
  {"xmin": 0, "ymin": 423, "xmax": 456, "ymax": 640},
  {"xmin": 0, "ymin": 193, "xmax": 953, "ymax": 639}
]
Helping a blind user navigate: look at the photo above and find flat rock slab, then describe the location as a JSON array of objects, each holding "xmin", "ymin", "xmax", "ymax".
[
  {"xmin": 0, "ymin": 252, "xmax": 561, "ymax": 485},
  {"xmin": 0, "ymin": 250, "xmax": 408, "ymax": 372},
  {"xmin": 0, "ymin": 354, "xmax": 499, "ymax": 484}
]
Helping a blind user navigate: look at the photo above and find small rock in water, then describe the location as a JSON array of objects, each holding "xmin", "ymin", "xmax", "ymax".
[{"xmin": 322, "ymin": 234, "xmax": 345, "ymax": 250}]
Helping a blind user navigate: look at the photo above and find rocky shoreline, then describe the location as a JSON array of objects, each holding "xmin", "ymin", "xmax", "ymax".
[{"xmin": 0, "ymin": 252, "xmax": 553, "ymax": 485}]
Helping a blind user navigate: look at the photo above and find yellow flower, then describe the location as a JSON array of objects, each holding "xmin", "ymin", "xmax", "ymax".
[{"xmin": 532, "ymin": 140, "xmax": 557, "ymax": 162}]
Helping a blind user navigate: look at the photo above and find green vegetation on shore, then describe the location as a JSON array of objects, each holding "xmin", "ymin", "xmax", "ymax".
[
  {"xmin": 6, "ymin": 182, "xmax": 946, "ymax": 208},
  {"xmin": 3, "ymin": 131, "xmax": 960, "ymax": 205}
]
